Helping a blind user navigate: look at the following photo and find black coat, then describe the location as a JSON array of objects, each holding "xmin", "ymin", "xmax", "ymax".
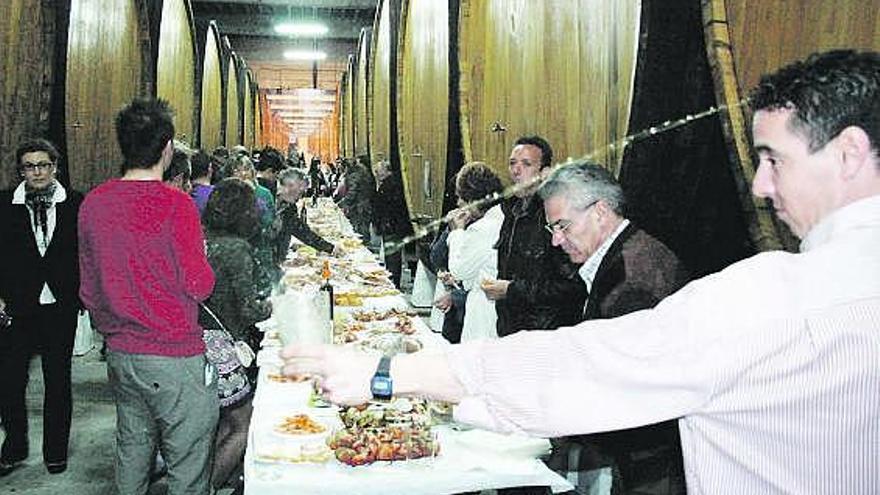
[
  {"xmin": 0, "ymin": 188, "xmax": 83, "ymax": 316},
  {"xmin": 274, "ymin": 201, "xmax": 334, "ymax": 261},
  {"xmin": 494, "ymin": 195, "xmax": 586, "ymax": 337},
  {"xmin": 372, "ymin": 176, "xmax": 411, "ymax": 238}
]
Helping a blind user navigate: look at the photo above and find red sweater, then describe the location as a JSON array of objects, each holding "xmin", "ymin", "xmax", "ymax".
[{"xmin": 78, "ymin": 180, "xmax": 215, "ymax": 356}]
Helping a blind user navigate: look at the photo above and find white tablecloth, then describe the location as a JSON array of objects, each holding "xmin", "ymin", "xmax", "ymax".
[{"xmin": 245, "ymin": 202, "xmax": 572, "ymax": 494}]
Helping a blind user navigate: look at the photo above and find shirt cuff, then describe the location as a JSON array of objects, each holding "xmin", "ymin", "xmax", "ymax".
[
  {"xmin": 447, "ymin": 340, "xmax": 501, "ymax": 430},
  {"xmin": 445, "ymin": 339, "xmax": 488, "ymax": 397},
  {"xmin": 452, "ymin": 397, "xmax": 499, "ymax": 430}
]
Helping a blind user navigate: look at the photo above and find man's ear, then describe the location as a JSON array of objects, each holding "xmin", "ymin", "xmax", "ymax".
[{"xmin": 836, "ymin": 126, "xmax": 873, "ymax": 180}]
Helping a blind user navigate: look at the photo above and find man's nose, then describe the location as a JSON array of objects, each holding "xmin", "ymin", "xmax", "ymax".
[{"xmin": 751, "ymin": 161, "xmax": 775, "ymax": 199}]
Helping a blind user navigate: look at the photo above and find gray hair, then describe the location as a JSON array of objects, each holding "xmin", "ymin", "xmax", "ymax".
[
  {"xmin": 538, "ymin": 161, "xmax": 626, "ymax": 216},
  {"xmin": 227, "ymin": 155, "xmax": 254, "ymax": 174},
  {"xmin": 278, "ymin": 167, "xmax": 307, "ymax": 184}
]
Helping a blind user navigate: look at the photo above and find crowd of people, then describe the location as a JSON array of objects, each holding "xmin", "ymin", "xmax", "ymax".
[
  {"xmin": 0, "ymin": 49, "xmax": 877, "ymax": 495},
  {"xmin": 0, "ymin": 93, "xmax": 409, "ymax": 493}
]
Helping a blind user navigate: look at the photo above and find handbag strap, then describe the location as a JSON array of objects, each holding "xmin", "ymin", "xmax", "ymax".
[{"xmin": 199, "ymin": 302, "xmax": 230, "ymax": 335}]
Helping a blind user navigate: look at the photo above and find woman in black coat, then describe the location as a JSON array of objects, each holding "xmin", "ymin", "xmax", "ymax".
[{"xmin": 0, "ymin": 139, "xmax": 83, "ymax": 476}]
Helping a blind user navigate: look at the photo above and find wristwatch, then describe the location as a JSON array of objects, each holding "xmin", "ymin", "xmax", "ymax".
[{"xmin": 370, "ymin": 355, "xmax": 393, "ymax": 401}]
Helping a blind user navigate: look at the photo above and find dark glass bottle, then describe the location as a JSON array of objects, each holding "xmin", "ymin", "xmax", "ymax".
[{"xmin": 319, "ymin": 260, "xmax": 334, "ymax": 321}]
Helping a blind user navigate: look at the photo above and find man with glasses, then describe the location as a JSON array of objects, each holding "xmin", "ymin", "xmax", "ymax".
[
  {"xmin": 539, "ymin": 161, "xmax": 688, "ymax": 495},
  {"xmin": 480, "ymin": 136, "xmax": 586, "ymax": 338},
  {"xmin": 0, "ymin": 139, "xmax": 83, "ymax": 476}
]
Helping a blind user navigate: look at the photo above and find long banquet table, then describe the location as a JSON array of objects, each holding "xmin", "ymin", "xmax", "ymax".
[{"xmin": 244, "ymin": 199, "xmax": 573, "ymax": 494}]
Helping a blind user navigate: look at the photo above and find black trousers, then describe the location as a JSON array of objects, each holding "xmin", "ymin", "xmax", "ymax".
[{"xmin": 0, "ymin": 303, "xmax": 77, "ymax": 464}]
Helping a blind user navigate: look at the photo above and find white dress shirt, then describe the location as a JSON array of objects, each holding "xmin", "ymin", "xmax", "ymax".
[
  {"xmin": 578, "ymin": 219, "xmax": 630, "ymax": 292},
  {"xmin": 449, "ymin": 194, "xmax": 880, "ymax": 494},
  {"xmin": 12, "ymin": 181, "xmax": 67, "ymax": 304}
]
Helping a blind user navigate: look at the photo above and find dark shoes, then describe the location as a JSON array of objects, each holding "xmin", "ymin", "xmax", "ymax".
[
  {"xmin": 46, "ymin": 460, "xmax": 67, "ymax": 474},
  {"xmin": 0, "ymin": 459, "xmax": 23, "ymax": 477},
  {"xmin": 0, "ymin": 459, "xmax": 67, "ymax": 476}
]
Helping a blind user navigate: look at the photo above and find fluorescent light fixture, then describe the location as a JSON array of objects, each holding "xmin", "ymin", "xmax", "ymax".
[
  {"xmin": 270, "ymin": 105, "xmax": 335, "ymax": 113},
  {"xmin": 275, "ymin": 22, "xmax": 328, "ymax": 36},
  {"xmin": 266, "ymin": 91, "xmax": 335, "ymax": 102},
  {"xmin": 276, "ymin": 112, "xmax": 329, "ymax": 118},
  {"xmin": 283, "ymin": 50, "xmax": 327, "ymax": 61}
]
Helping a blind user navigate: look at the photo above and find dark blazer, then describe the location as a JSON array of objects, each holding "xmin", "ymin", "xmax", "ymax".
[
  {"xmin": 566, "ymin": 223, "xmax": 689, "ymax": 493},
  {"xmin": 584, "ymin": 224, "xmax": 689, "ymax": 320},
  {"xmin": 0, "ymin": 187, "xmax": 83, "ymax": 316}
]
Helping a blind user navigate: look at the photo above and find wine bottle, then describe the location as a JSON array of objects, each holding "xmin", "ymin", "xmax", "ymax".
[{"xmin": 319, "ymin": 260, "xmax": 334, "ymax": 321}]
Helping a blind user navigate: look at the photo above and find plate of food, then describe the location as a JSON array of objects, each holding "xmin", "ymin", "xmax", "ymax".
[{"xmin": 272, "ymin": 413, "xmax": 332, "ymax": 438}]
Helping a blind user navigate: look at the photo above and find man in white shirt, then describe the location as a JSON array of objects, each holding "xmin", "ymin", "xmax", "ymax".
[{"xmin": 282, "ymin": 50, "xmax": 880, "ymax": 494}]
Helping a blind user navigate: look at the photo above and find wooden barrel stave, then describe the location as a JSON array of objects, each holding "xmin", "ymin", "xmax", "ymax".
[
  {"xmin": 397, "ymin": 0, "xmax": 451, "ymax": 221},
  {"xmin": 65, "ymin": 0, "xmax": 151, "ymax": 192},
  {"xmin": 155, "ymin": 0, "xmax": 197, "ymax": 146},
  {"xmin": 197, "ymin": 21, "xmax": 223, "ymax": 152}
]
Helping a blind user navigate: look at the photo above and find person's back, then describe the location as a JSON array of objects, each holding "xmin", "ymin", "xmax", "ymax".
[
  {"xmin": 78, "ymin": 98, "xmax": 218, "ymax": 495},
  {"xmin": 79, "ymin": 179, "xmax": 213, "ymax": 354}
]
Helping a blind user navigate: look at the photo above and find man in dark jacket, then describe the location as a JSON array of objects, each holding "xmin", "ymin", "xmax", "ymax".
[
  {"xmin": 0, "ymin": 139, "xmax": 83, "ymax": 476},
  {"xmin": 275, "ymin": 168, "xmax": 337, "ymax": 262},
  {"xmin": 540, "ymin": 161, "xmax": 689, "ymax": 495},
  {"xmin": 372, "ymin": 159, "xmax": 412, "ymax": 288},
  {"xmin": 481, "ymin": 136, "xmax": 586, "ymax": 337}
]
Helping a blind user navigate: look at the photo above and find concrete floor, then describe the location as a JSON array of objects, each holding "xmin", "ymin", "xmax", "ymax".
[
  {"xmin": 0, "ymin": 346, "xmax": 117, "ymax": 494},
  {"xmin": 0, "ymin": 343, "xmax": 236, "ymax": 495}
]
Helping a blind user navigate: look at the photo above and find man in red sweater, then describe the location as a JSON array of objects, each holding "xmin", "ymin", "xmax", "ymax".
[{"xmin": 78, "ymin": 98, "xmax": 217, "ymax": 494}]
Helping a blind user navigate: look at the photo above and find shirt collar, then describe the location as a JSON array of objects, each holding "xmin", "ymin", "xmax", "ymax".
[
  {"xmin": 800, "ymin": 194, "xmax": 880, "ymax": 252},
  {"xmin": 578, "ymin": 219, "xmax": 630, "ymax": 292},
  {"xmin": 11, "ymin": 180, "xmax": 67, "ymax": 205}
]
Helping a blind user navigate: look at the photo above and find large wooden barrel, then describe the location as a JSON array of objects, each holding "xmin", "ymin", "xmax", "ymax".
[
  {"xmin": 65, "ymin": 0, "xmax": 151, "ymax": 192},
  {"xmin": 368, "ymin": 0, "xmax": 395, "ymax": 171},
  {"xmin": 0, "ymin": 0, "xmax": 58, "ymax": 189},
  {"xmin": 703, "ymin": 0, "xmax": 880, "ymax": 251},
  {"xmin": 336, "ymin": 78, "xmax": 345, "ymax": 156},
  {"xmin": 242, "ymin": 65, "xmax": 255, "ymax": 149},
  {"xmin": 354, "ymin": 27, "xmax": 372, "ymax": 157},
  {"xmin": 389, "ymin": 0, "xmax": 756, "ymax": 276},
  {"xmin": 260, "ymin": 92, "xmax": 290, "ymax": 151},
  {"xmin": 343, "ymin": 56, "xmax": 356, "ymax": 156},
  {"xmin": 397, "ymin": 0, "xmax": 451, "ymax": 220},
  {"xmin": 154, "ymin": 0, "xmax": 197, "ymax": 145},
  {"xmin": 459, "ymin": 0, "xmax": 640, "ymax": 180},
  {"xmin": 198, "ymin": 21, "xmax": 223, "ymax": 151},
  {"xmin": 224, "ymin": 49, "xmax": 242, "ymax": 147}
]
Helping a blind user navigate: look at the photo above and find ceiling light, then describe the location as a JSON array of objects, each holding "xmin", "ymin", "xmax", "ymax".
[
  {"xmin": 283, "ymin": 50, "xmax": 327, "ymax": 61},
  {"xmin": 275, "ymin": 22, "xmax": 328, "ymax": 36},
  {"xmin": 276, "ymin": 112, "xmax": 329, "ymax": 118},
  {"xmin": 266, "ymin": 91, "xmax": 335, "ymax": 102}
]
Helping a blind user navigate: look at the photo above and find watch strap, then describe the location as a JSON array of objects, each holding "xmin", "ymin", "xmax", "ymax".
[{"xmin": 376, "ymin": 355, "xmax": 392, "ymax": 377}]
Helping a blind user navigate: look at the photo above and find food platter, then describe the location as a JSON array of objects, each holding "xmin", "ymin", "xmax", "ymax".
[{"xmin": 327, "ymin": 399, "xmax": 439, "ymax": 466}]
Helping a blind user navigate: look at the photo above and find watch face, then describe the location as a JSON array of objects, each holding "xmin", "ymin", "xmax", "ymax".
[{"xmin": 371, "ymin": 376, "xmax": 393, "ymax": 400}]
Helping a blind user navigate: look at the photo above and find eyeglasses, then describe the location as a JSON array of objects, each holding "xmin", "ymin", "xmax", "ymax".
[
  {"xmin": 22, "ymin": 161, "xmax": 54, "ymax": 172},
  {"xmin": 544, "ymin": 218, "xmax": 573, "ymax": 235},
  {"xmin": 544, "ymin": 199, "xmax": 599, "ymax": 236}
]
